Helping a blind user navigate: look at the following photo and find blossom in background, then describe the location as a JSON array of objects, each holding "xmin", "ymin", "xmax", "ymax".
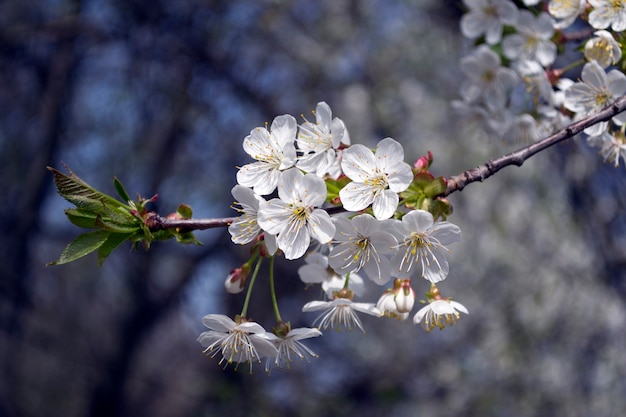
[
  {"xmin": 587, "ymin": 131, "xmax": 626, "ymax": 167},
  {"xmin": 460, "ymin": 45, "xmax": 519, "ymax": 112},
  {"xmin": 339, "ymin": 137, "xmax": 413, "ymax": 220},
  {"xmin": 328, "ymin": 214, "xmax": 397, "ymax": 284},
  {"xmin": 303, "ymin": 295, "xmax": 382, "ymax": 333},
  {"xmin": 460, "ymin": 0, "xmax": 519, "ymax": 45},
  {"xmin": 548, "ymin": 0, "xmax": 586, "ymax": 29},
  {"xmin": 414, "ymin": 299, "xmax": 469, "ymax": 332},
  {"xmin": 197, "ymin": 314, "xmax": 278, "ymax": 373},
  {"xmin": 502, "ymin": 10, "xmax": 556, "ymax": 67},
  {"xmin": 503, "ymin": 113, "xmax": 542, "ymax": 144},
  {"xmin": 236, "ymin": 114, "xmax": 297, "ymax": 195},
  {"xmin": 296, "ymin": 101, "xmax": 350, "ymax": 179},
  {"xmin": 257, "ymin": 168, "xmax": 335, "ymax": 260},
  {"xmin": 588, "ymin": 0, "xmax": 626, "ymax": 32},
  {"xmin": 390, "ymin": 209, "xmax": 462, "ymax": 283},
  {"xmin": 584, "ymin": 30, "xmax": 622, "ymax": 68},
  {"xmin": 564, "ymin": 61, "xmax": 626, "ymax": 136},
  {"xmin": 298, "ymin": 252, "xmax": 366, "ymax": 298},
  {"xmin": 262, "ymin": 326, "xmax": 322, "ymax": 372},
  {"xmin": 515, "ymin": 60, "xmax": 556, "ymax": 108}
]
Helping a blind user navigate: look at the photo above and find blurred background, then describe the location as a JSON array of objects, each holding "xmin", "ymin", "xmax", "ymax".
[{"xmin": 2, "ymin": 1, "xmax": 626, "ymax": 416}]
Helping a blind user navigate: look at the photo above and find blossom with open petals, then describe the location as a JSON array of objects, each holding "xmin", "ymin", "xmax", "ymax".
[
  {"xmin": 390, "ymin": 210, "xmax": 461, "ymax": 283},
  {"xmin": 460, "ymin": 0, "xmax": 519, "ymax": 45},
  {"xmin": 564, "ymin": 61, "xmax": 626, "ymax": 136},
  {"xmin": 257, "ymin": 168, "xmax": 335, "ymax": 260},
  {"xmin": 339, "ymin": 138, "xmax": 413, "ymax": 220},
  {"xmin": 414, "ymin": 299, "xmax": 469, "ymax": 332},
  {"xmin": 502, "ymin": 10, "xmax": 556, "ymax": 67},
  {"xmin": 588, "ymin": 0, "xmax": 626, "ymax": 32},
  {"xmin": 303, "ymin": 295, "xmax": 382, "ymax": 333},
  {"xmin": 297, "ymin": 101, "xmax": 350, "ymax": 179},
  {"xmin": 584, "ymin": 30, "xmax": 622, "ymax": 68},
  {"xmin": 236, "ymin": 115, "xmax": 297, "ymax": 195},
  {"xmin": 548, "ymin": 0, "xmax": 586, "ymax": 29},
  {"xmin": 197, "ymin": 314, "xmax": 277, "ymax": 373},
  {"xmin": 328, "ymin": 214, "xmax": 397, "ymax": 284},
  {"xmin": 460, "ymin": 45, "xmax": 519, "ymax": 112}
]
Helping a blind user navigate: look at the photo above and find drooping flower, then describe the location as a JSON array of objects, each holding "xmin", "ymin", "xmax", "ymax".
[
  {"xmin": 339, "ymin": 138, "xmax": 413, "ymax": 220},
  {"xmin": 328, "ymin": 214, "xmax": 397, "ymax": 284},
  {"xmin": 376, "ymin": 278, "xmax": 416, "ymax": 320},
  {"xmin": 390, "ymin": 210, "xmax": 462, "ymax": 283},
  {"xmin": 502, "ymin": 11, "xmax": 556, "ymax": 67},
  {"xmin": 236, "ymin": 115, "xmax": 297, "ymax": 195},
  {"xmin": 197, "ymin": 314, "xmax": 278, "ymax": 373},
  {"xmin": 302, "ymin": 290, "xmax": 382, "ymax": 333},
  {"xmin": 460, "ymin": 0, "xmax": 519, "ymax": 45},
  {"xmin": 584, "ymin": 30, "xmax": 623, "ymax": 69},
  {"xmin": 296, "ymin": 101, "xmax": 350, "ymax": 179},
  {"xmin": 261, "ymin": 324, "xmax": 322, "ymax": 372},
  {"xmin": 460, "ymin": 45, "xmax": 519, "ymax": 112},
  {"xmin": 564, "ymin": 61, "xmax": 626, "ymax": 136},
  {"xmin": 257, "ymin": 168, "xmax": 335, "ymax": 260},
  {"xmin": 588, "ymin": 0, "xmax": 626, "ymax": 32},
  {"xmin": 413, "ymin": 299, "xmax": 469, "ymax": 332}
]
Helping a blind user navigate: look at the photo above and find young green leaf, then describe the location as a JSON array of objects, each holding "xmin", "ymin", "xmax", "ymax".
[
  {"xmin": 47, "ymin": 230, "xmax": 111, "ymax": 266},
  {"xmin": 97, "ymin": 232, "xmax": 133, "ymax": 265}
]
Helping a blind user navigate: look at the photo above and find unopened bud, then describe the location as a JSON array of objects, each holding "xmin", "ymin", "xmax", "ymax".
[
  {"xmin": 414, "ymin": 151, "xmax": 433, "ymax": 172},
  {"xmin": 224, "ymin": 264, "xmax": 251, "ymax": 294},
  {"xmin": 394, "ymin": 279, "xmax": 416, "ymax": 314}
]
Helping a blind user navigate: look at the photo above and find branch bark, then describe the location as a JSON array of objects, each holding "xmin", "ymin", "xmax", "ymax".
[{"xmin": 150, "ymin": 95, "xmax": 626, "ymax": 231}]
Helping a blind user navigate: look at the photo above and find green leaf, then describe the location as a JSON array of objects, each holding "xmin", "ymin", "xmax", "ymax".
[
  {"xmin": 47, "ymin": 166, "xmax": 127, "ymax": 211},
  {"xmin": 94, "ymin": 215, "xmax": 141, "ymax": 233},
  {"xmin": 176, "ymin": 203, "xmax": 193, "ymax": 219},
  {"xmin": 114, "ymin": 177, "xmax": 132, "ymax": 202},
  {"xmin": 47, "ymin": 230, "xmax": 111, "ymax": 266},
  {"xmin": 65, "ymin": 208, "xmax": 100, "ymax": 228},
  {"xmin": 97, "ymin": 233, "xmax": 133, "ymax": 265}
]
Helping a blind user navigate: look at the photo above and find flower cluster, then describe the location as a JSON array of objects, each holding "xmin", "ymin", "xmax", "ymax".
[
  {"xmin": 455, "ymin": 0, "xmax": 626, "ymax": 166},
  {"xmin": 199, "ymin": 102, "xmax": 468, "ymax": 372}
]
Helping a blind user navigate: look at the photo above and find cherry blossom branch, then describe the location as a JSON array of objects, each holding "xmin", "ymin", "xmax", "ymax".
[
  {"xmin": 441, "ymin": 95, "xmax": 626, "ymax": 197},
  {"xmin": 149, "ymin": 96, "xmax": 626, "ymax": 231}
]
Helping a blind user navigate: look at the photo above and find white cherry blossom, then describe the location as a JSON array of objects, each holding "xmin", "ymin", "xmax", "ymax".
[
  {"xmin": 297, "ymin": 252, "xmax": 366, "ymax": 297},
  {"xmin": 460, "ymin": 0, "xmax": 519, "ymax": 45},
  {"xmin": 584, "ymin": 30, "xmax": 622, "ymax": 68},
  {"xmin": 296, "ymin": 101, "xmax": 350, "ymax": 179},
  {"xmin": 257, "ymin": 168, "xmax": 335, "ymax": 260},
  {"xmin": 414, "ymin": 299, "xmax": 469, "ymax": 332},
  {"xmin": 564, "ymin": 61, "xmax": 626, "ymax": 136},
  {"xmin": 303, "ymin": 297, "xmax": 382, "ymax": 333},
  {"xmin": 236, "ymin": 115, "xmax": 297, "ymax": 195},
  {"xmin": 389, "ymin": 210, "xmax": 462, "ymax": 283},
  {"xmin": 197, "ymin": 314, "xmax": 278, "ymax": 373},
  {"xmin": 328, "ymin": 214, "xmax": 397, "ymax": 284},
  {"xmin": 502, "ymin": 10, "xmax": 556, "ymax": 67},
  {"xmin": 588, "ymin": 0, "xmax": 626, "ymax": 32},
  {"xmin": 339, "ymin": 138, "xmax": 413, "ymax": 220},
  {"xmin": 548, "ymin": 0, "xmax": 586, "ymax": 29},
  {"xmin": 460, "ymin": 45, "xmax": 519, "ymax": 112},
  {"xmin": 261, "ymin": 327, "xmax": 322, "ymax": 372},
  {"xmin": 587, "ymin": 131, "xmax": 626, "ymax": 167}
]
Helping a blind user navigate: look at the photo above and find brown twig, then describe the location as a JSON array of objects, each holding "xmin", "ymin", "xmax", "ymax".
[{"xmin": 150, "ymin": 95, "xmax": 626, "ymax": 230}]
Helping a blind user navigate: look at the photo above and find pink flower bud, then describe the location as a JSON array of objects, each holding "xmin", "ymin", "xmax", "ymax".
[{"xmin": 224, "ymin": 265, "xmax": 250, "ymax": 294}]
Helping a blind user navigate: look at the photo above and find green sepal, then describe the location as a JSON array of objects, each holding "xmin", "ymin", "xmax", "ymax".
[
  {"xmin": 325, "ymin": 176, "xmax": 350, "ymax": 205},
  {"xmin": 47, "ymin": 230, "xmax": 111, "ymax": 266}
]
